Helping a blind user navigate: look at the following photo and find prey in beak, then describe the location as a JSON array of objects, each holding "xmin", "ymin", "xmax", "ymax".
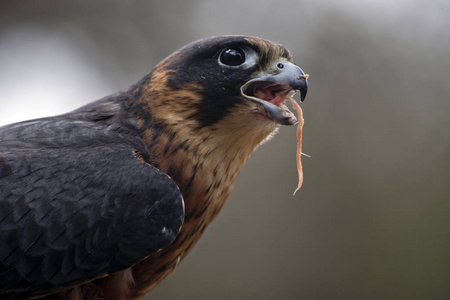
[{"xmin": 240, "ymin": 62, "xmax": 308, "ymax": 125}]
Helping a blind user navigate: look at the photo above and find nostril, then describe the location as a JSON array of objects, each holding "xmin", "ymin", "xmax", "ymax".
[{"xmin": 277, "ymin": 63, "xmax": 284, "ymax": 69}]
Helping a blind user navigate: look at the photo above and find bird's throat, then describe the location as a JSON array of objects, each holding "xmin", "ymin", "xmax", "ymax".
[{"xmin": 131, "ymin": 105, "xmax": 277, "ymax": 298}]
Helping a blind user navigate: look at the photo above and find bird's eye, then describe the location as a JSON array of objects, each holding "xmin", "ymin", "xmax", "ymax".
[{"xmin": 219, "ymin": 48, "xmax": 246, "ymax": 67}]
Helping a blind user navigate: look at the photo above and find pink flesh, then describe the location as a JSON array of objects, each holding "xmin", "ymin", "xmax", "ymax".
[
  {"xmin": 287, "ymin": 98, "xmax": 304, "ymax": 195},
  {"xmin": 252, "ymin": 83, "xmax": 305, "ymax": 194},
  {"xmin": 254, "ymin": 84, "xmax": 289, "ymax": 105},
  {"xmin": 253, "ymin": 84, "xmax": 297, "ymax": 122}
]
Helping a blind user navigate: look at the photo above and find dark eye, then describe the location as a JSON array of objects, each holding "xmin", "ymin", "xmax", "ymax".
[{"xmin": 219, "ymin": 48, "xmax": 246, "ymax": 67}]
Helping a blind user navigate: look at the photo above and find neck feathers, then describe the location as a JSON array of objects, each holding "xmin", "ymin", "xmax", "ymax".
[{"xmin": 135, "ymin": 72, "xmax": 277, "ymax": 219}]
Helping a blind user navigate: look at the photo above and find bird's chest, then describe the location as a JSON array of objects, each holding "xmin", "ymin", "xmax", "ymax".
[
  {"xmin": 156, "ymin": 150, "xmax": 242, "ymax": 256},
  {"xmin": 131, "ymin": 148, "xmax": 242, "ymax": 297},
  {"xmin": 131, "ymin": 117, "xmax": 274, "ymax": 298}
]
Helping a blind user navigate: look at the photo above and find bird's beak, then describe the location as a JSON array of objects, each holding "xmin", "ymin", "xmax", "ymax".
[{"xmin": 240, "ymin": 62, "xmax": 308, "ymax": 126}]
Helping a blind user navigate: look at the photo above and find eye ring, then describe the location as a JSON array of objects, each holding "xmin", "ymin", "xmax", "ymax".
[
  {"xmin": 218, "ymin": 47, "xmax": 246, "ymax": 67},
  {"xmin": 277, "ymin": 63, "xmax": 284, "ymax": 69}
]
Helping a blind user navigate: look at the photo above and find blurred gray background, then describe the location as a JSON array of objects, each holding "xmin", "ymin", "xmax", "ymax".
[{"xmin": 1, "ymin": 1, "xmax": 449, "ymax": 299}]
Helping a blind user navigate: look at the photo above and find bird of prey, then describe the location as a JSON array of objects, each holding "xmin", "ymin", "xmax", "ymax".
[{"xmin": 0, "ymin": 36, "xmax": 308, "ymax": 300}]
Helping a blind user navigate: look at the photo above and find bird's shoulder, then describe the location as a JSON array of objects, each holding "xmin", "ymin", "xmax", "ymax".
[
  {"xmin": 0, "ymin": 92, "xmax": 141, "ymax": 150},
  {"xmin": 0, "ymin": 92, "xmax": 185, "ymax": 299}
]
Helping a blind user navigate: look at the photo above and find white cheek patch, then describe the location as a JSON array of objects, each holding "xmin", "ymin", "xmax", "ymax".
[{"xmin": 241, "ymin": 48, "xmax": 258, "ymax": 68}]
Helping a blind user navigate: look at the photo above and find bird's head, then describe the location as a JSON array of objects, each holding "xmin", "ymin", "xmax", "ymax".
[
  {"xmin": 132, "ymin": 36, "xmax": 309, "ymax": 207},
  {"xmin": 136, "ymin": 36, "xmax": 308, "ymax": 155}
]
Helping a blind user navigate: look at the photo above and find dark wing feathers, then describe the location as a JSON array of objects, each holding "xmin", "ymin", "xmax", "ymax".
[{"xmin": 0, "ymin": 105, "xmax": 184, "ymax": 299}]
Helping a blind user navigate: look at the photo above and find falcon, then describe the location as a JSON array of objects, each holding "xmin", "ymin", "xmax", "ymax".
[{"xmin": 0, "ymin": 36, "xmax": 308, "ymax": 300}]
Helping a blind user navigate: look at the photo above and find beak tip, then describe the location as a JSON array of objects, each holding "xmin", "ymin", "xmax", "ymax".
[
  {"xmin": 294, "ymin": 72, "xmax": 308, "ymax": 103},
  {"xmin": 299, "ymin": 82, "xmax": 308, "ymax": 102}
]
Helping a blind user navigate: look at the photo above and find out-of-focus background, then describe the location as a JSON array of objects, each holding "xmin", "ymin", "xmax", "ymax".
[{"xmin": 1, "ymin": 1, "xmax": 449, "ymax": 299}]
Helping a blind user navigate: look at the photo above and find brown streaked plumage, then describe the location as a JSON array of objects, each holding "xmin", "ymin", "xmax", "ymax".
[{"xmin": 0, "ymin": 36, "xmax": 308, "ymax": 300}]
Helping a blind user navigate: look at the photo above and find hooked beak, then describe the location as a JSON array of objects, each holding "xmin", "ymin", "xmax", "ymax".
[{"xmin": 240, "ymin": 62, "xmax": 308, "ymax": 125}]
